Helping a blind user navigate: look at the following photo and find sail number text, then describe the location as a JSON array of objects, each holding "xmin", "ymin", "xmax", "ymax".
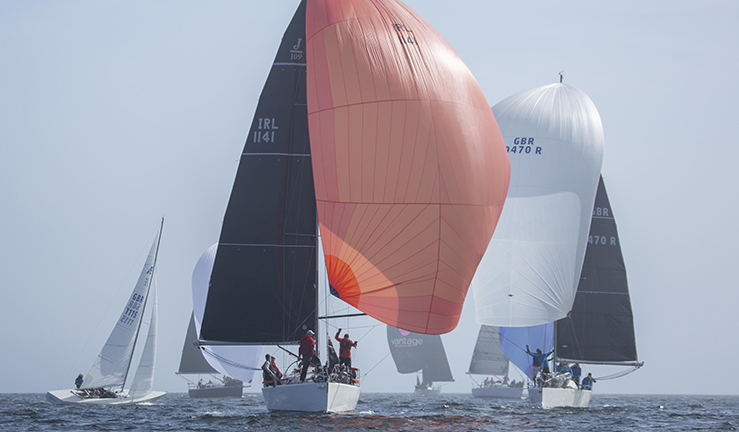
[
  {"xmin": 253, "ymin": 118, "xmax": 279, "ymax": 143},
  {"xmin": 120, "ymin": 293, "xmax": 144, "ymax": 326},
  {"xmin": 589, "ymin": 235, "xmax": 617, "ymax": 246},
  {"xmin": 394, "ymin": 23, "xmax": 418, "ymax": 46},
  {"xmin": 507, "ymin": 137, "xmax": 542, "ymax": 155}
]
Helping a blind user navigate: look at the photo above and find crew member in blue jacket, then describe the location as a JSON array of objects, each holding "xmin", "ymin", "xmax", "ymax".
[
  {"xmin": 75, "ymin": 373, "xmax": 84, "ymax": 389},
  {"xmin": 581, "ymin": 373, "xmax": 596, "ymax": 390},
  {"xmin": 526, "ymin": 345, "xmax": 553, "ymax": 379}
]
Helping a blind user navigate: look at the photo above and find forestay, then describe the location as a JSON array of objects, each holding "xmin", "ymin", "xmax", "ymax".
[{"xmin": 473, "ymin": 83, "xmax": 604, "ymax": 327}]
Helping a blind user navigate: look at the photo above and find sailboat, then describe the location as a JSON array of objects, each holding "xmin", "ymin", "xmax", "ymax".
[
  {"xmin": 386, "ymin": 326, "xmax": 454, "ymax": 396},
  {"xmin": 47, "ymin": 220, "xmax": 166, "ymax": 405},
  {"xmin": 176, "ymin": 244, "xmax": 262, "ymax": 398},
  {"xmin": 197, "ymin": 0, "xmax": 509, "ymax": 413},
  {"xmin": 467, "ymin": 325, "xmax": 525, "ymax": 399},
  {"xmin": 526, "ymin": 176, "xmax": 643, "ymax": 408},
  {"xmin": 471, "ymin": 81, "xmax": 606, "ymax": 408}
]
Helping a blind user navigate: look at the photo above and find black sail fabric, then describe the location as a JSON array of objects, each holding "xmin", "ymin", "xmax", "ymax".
[
  {"xmin": 386, "ymin": 326, "xmax": 453, "ymax": 382},
  {"xmin": 556, "ymin": 176, "xmax": 638, "ymax": 364},
  {"xmin": 177, "ymin": 314, "xmax": 217, "ymax": 374},
  {"xmin": 200, "ymin": 1, "xmax": 317, "ymax": 345}
]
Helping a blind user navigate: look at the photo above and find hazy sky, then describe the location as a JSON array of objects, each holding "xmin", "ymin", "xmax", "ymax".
[{"xmin": 1, "ymin": 0, "xmax": 737, "ymax": 396}]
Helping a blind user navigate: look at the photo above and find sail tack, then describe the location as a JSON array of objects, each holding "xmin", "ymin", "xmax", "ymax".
[
  {"xmin": 556, "ymin": 176, "xmax": 639, "ymax": 364},
  {"xmin": 201, "ymin": 1, "xmax": 318, "ymax": 345},
  {"xmin": 473, "ymin": 83, "xmax": 604, "ymax": 327},
  {"xmin": 306, "ymin": 0, "xmax": 510, "ymax": 334}
]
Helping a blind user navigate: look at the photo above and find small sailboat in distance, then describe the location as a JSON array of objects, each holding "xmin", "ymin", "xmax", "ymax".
[
  {"xmin": 197, "ymin": 0, "xmax": 509, "ymax": 413},
  {"xmin": 47, "ymin": 220, "xmax": 166, "ymax": 405},
  {"xmin": 386, "ymin": 326, "xmax": 454, "ymax": 396}
]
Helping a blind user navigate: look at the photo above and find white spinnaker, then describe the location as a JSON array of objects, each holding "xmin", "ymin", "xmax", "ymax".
[
  {"xmin": 129, "ymin": 279, "xmax": 158, "ymax": 398},
  {"xmin": 473, "ymin": 83, "xmax": 604, "ymax": 327},
  {"xmin": 83, "ymin": 224, "xmax": 162, "ymax": 389},
  {"xmin": 192, "ymin": 244, "xmax": 261, "ymax": 383}
]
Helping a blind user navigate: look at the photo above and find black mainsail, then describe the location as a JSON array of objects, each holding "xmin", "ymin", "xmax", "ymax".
[
  {"xmin": 555, "ymin": 176, "xmax": 640, "ymax": 365},
  {"xmin": 200, "ymin": 1, "xmax": 317, "ymax": 345}
]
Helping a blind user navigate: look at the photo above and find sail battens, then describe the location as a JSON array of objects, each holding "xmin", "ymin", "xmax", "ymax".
[
  {"xmin": 218, "ymin": 243, "xmax": 316, "ymax": 248},
  {"xmin": 273, "ymin": 62, "xmax": 307, "ymax": 66},
  {"xmin": 241, "ymin": 153, "xmax": 311, "ymax": 157}
]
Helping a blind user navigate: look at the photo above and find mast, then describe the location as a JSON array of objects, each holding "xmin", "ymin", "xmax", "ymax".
[{"xmin": 122, "ymin": 218, "xmax": 163, "ymax": 390}]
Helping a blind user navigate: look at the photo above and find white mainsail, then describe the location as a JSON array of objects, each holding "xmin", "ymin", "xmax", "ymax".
[
  {"xmin": 129, "ymin": 280, "xmax": 158, "ymax": 398},
  {"xmin": 191, "ymin": 244, "xmax": 260, "ymax": 383},
  {"xmin": 83, "ymin": 223, "xmax": 162, "ymax": 389},
  {"xmin": 473, "ymin": 83, "xmax": 604, "ymax": 327}
]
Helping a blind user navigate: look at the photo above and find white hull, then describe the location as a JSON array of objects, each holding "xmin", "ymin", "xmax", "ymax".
[
  {"xmin": 414, "ymin": 387, "xmax": 441, "ymax": 396},
  {"xmin": 188, "ymin": 385, "xmax": 242, "ymax": 399},
  {"xmin": 261, "ymin": 382, "xmax": 360, "ymax": 412},
  {"xmin": 528, "ymin": 387, "xmax": 591, "ymax": 408},
  {"xmin": 472, "ymin": 385, "xmax": 524, "ymax": 399},
  {"xmin": 46, "ymin": 389, "xmax": 166, "ymax": 405}
]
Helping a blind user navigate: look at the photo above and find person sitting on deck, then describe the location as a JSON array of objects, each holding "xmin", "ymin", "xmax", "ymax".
[
  {"xmin": 581, "ymin": 373, "xmax": 596, "ymax": 390},
  {"xmin": 557, "ymin": 362, "xmax": 572, "ymax": 375}
]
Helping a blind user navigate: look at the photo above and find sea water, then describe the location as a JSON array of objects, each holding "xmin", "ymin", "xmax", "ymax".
[{"xmin": 3, "ymin": 393, "xmax": 737, "ymax": 431}]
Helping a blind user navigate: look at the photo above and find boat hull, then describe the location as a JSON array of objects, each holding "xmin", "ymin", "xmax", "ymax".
[
  {"xmin": 414, "ymin": 387, "xmax": 441, "ymax": 396},
  {"xmin": 261, "ymin": 382, "xmax": 360, "ymax": 412},
  {"xmin": 472, "ymin": 386, "xmax": 524, "ymax": 399},
  {"xmin": 46, "ymin": 389, "xmax": 166, "ymax": 405},
  {"xmin": 188, "ymin": 385, "xmax": 242, "ymax": 399},
  {"xmin": 528, "ymin": 387, "xmax": 591, "ymax": 408}
]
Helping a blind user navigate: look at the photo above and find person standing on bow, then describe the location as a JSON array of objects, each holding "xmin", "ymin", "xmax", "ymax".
[
  {"xmin": 526, "ymin": 345, "xmax": 553, "ymax": 379},
  {"xmin": 299, "ymin": 329, "xmax": 317, "ymax": 383},
  {"xmin": 334, "ymin": 328, "xmax": 358, "ymax": 369}
]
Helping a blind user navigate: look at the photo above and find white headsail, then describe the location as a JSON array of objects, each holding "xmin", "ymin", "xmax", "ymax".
[
  {"xmin": 83, "ymin": 223, "xmax": 162, "ymax": 389},
  {"xmin": 473, "ymin": 83, "xmax": 604, "ymax": 327},
  {"xmin": 129, "ymin": 279, "xmax": 158, "ymax": 398}
]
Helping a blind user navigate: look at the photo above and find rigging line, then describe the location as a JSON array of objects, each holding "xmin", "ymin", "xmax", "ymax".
[
  {"xmin": 361, "ymin": 351, "xmax": 394, "ymax": 380},
  {"xmin": 200, "ymin": 349, "xmax": 261, "ymax": 371},
  {"xmin": 58, "ymin": 224, "xmax": 160, "ymax": 391},
  {"xmin": 594, "ymin": 364, "xmax": 642, "ymax": 381}
]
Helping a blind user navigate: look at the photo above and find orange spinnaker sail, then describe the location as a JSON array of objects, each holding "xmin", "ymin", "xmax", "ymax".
[{"xmin": 306, "ymin": 0, "xmax": 509, "ymax": 334}]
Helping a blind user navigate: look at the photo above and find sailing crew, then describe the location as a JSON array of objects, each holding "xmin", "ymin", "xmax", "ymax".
[
  {"xmin": 581, "ymin": 373, "xmax": 596, "ymax": 390},
  {"xmin": 262, "ymin": 354, "xmax": 278, "ymax": 387},
  {"xmin": 334, "ymin": 328, "xmax": 358, "ymax": 369},
  {"xmin": 299, "ymin": 329, "xmax": 317, "ymax": 383},
  {"xmin": 557, "ymin": 362, "xmax": 572, "ymax": 375},
  {"xmin": 571, "ymin": 363, "xmax": 582, "ymax": 385},
  {"xmin": 270, "ymin": 356, "xmax": 283, "ymax": 380},
  {"xmin": 75, "ymin": 373, "xmax": 84, "ymax": 389},
  {"xmin": 526, "ymin": 345, "xmax": 553, "ymax": 379}
]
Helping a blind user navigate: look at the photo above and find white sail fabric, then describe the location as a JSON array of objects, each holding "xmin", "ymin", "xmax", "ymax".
[
  {"xmin": 473, "ymin": 83, "xmax": 604, "ymax": 327},
  {"xmin": 129, "ymin": 280, "xmax": 158, "ymax": 398},
  {"xmin": 468, "ymin": 325, "xmax": 509, "ymax": 376},
  {"xmin": 191, "ymin": 244, "xmax": 261, "ymax": 383},
  {"xmin": 83, "ymin": 224, "xmax": 162, "ymax": 389}
]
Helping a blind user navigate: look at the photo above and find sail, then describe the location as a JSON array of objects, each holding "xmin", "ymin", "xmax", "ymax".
[
  {"xmin": 472, "ymin": 83, "xmax": 604, "ymax": 327},
  {"xmin": 555, "ymin": 176, "xmax": 639, "ymax": 365},
  {"xmin": 129, "ymin": 280, "xmax": 158, "ymax": 398},
  {"xmin": 177, "ymin": 314, "xmax": 218, "ymax": 375},
  {"xmin": 192, "ymin": 245, "xmax": 261, "ymax": 382},
  {"xmin": 83, "ymin": 222, "xmax": 162, "ymax": 389},
  {"xmin": 305, "ymin": 0, "xmax": 510, "ymax": 334},
  {"xmin": 201, "ymin": 0, "xmax": 318, "ymax": 345},
  {"xmin": 468, "ymin": 325, "xmax": 508, "ymax": 376},
  {"xmin": 499, "ymin": 323, "xmax": 553, "ymax": 380},
  {"xmin": 386, "ymin": 326, "xmax": 453, "ymax": 382}
]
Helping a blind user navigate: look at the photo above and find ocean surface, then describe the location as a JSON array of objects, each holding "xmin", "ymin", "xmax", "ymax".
[{"xmin": 3, "ymin": 393, "xmax": 737, "ymax": 431}]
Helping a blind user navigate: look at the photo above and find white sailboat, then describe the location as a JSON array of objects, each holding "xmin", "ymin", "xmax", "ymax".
[
  {"xmin": 47, "ymin": 220, "xmax": 166, "ymax": 405},
  {"xmin": 468, "ymin": 325, "xmax": 525, "ymax": 399},
  {"xmin": 195, "ymin": 0, "xmax": 508, "ymax": 413},
  {"xmin": 472, "ymin": 80, "xmax": 606, "ymax": 408}
]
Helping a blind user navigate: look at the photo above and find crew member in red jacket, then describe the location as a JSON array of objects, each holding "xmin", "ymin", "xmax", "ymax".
[
  {"xmin": 298, "ymin": 330, "xmax": 317, "ymax": 383},
  {"xmin": 335, "ymin": 328, "xmax": 358, "ymax": 369}
]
